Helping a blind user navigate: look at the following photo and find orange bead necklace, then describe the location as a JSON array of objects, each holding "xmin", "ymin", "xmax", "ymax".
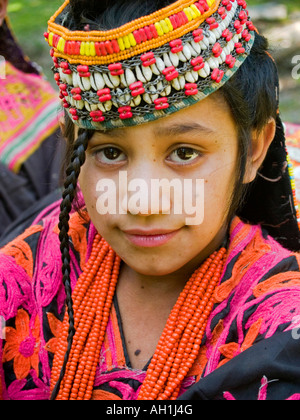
[{"xmin": 50, "ymin": 233, "xmax": 227, "ymax": 400}]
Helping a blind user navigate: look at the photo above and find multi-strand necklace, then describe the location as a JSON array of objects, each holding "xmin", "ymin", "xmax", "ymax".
[{"xmin": 50, "ymin": 233, "xmax": 227, "ymax": 400}]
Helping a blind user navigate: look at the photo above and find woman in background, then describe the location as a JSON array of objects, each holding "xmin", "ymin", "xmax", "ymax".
[{"xmin": 0, "ymin": 0, "xmax": 64, "ymax": 238}]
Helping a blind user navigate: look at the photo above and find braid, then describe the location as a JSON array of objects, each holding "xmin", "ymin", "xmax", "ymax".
[{"xmin": 50, "ymin": 128, "xmax": 93, "ymax": 400}]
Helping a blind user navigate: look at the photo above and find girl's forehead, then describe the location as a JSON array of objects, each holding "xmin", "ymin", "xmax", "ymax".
[{"xmin": 91, "ymin": 94, "xmax": 234, "ymax": 140}]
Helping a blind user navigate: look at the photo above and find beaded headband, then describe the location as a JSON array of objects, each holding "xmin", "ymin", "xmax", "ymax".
[{"xmin": 45, "ymin": 0, "xmax": 255, "ymax": 130}]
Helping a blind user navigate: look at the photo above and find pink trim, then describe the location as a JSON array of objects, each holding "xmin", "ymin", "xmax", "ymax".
[
  {"xmin": 0, "ymin": 98, "xmax": 60, "ymax": 155},
  {"xmin": 8, "ymin": 116, "xmax": 61, "ymax": 171}
]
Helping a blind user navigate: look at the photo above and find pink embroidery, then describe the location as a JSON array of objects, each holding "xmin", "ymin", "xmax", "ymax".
[{"xmin": 224, "ymin": 376, "xmax": 300, "ymax": 401}]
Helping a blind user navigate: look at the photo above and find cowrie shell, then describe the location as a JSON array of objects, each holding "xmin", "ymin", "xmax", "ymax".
[
  {"xmin": 143, "ymin": 93, "xmax": 152, "ymax": 104},
  {"xmin": 104, "ymin": 100, "xmax": 112, "ymax": 111},
  {"xmin": 135, "ymin": 65, "xmax": 147, "ymax": 83},
  {"xmin": 179, "ymin": 75, "xmax": 186, "ymax": 89},
  {"xmin": 191, "ymin": 40, "xmax": 201, "ymax": 55},
  {"xmin": 82, "ymin": 76, "xmax": 91, "ymax": 91},
  {"xmin": 142, "ymin": 65, "xmax": 153, "ymax": 82},
  {"xmin": 163, "ymin": 53, "xmax": 172, "ymax": 67},
  {"xmin": 76, "ymin": 100, "xmax": 85, "ymax": 110},
  {"xmin": 94, "ymin": 73, "xmax": 105, "ymax": 90},
  {"xmin": 98, "ymin": 103, "xmax": 106, "ymax": 112},
  {"xmin": 103, "ymin": 73, "xmax": 114, "ymax": 89},
  {"xmin": 108, "ymin": 73, "xmax": 121, "ymax": 87},
  {"xmin": 172, "ymin": 78, "xmax": 181, "ymax": 90},
  {"xmin": 169, "ymin": 52, "xmax": 179, "ymax": 67},
  {"xmin": 156, "ymin": 57, "xmax": 166, "ymax": 72},
  {"xmin": 125, "ymin": 68, "xmax": 136, "ymax": 86},
  {"xmin": 84, "ymin": 101, "xmax": 91, "ymax": 111},
  {"xmin": 183, "ymin": 45, "xmax": 192, "ymax": 60},
  {"xmin": 185, "ymin": 71, "xmax": 195, "ymax": 83},
  {"xmin": 198, "ymin": 62, "xmax": 210, "ymax": 78},
  {"xmin": 151, "ymin": 63, "xmax": 160, "ymax": 76}
]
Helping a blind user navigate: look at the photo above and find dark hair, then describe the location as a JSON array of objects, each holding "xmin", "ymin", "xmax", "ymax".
[{"xmin": 51, "ymin": 0, "xmax": 279, "ymax": 399}]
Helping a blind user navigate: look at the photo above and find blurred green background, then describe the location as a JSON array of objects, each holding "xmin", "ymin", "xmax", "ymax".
[{"xmin": 7, "ymin": 0, "xmax": 300, "ymax": 123}]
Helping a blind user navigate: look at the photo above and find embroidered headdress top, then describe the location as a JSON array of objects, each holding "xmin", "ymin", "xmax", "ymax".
[{"xmin": 45, "ymin": 0, "xmax": 256, "ymax": 130}]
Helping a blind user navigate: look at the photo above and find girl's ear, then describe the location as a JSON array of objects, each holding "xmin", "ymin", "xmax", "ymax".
[
  {"xmin": 243, "ymin": 118, "xmax": 276, "ymax": 184},
  {"xmin": 0, "ymin": 0, "xmax": 8, "ymax": 26}
]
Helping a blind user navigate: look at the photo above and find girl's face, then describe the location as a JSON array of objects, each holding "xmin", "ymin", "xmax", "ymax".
[{"xmin": 79, "ymin": 94, "xmax": 239, "ymax": 277}]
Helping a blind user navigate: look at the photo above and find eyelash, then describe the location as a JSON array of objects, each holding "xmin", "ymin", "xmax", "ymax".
[{"xmin": 92, "ymin": 146, "xmax": 202, "ymax": 166}]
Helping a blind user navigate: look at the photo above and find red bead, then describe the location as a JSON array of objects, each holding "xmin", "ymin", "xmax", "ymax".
[
  {"xmin": 90, "ymin": 110, "xmax": 105, "ymax": 122},
  {"xmin": 69, "ymin": 108, "xmax": 78, "ymax": 116},
  {"xmin": 154, "ymin": 97, "xmax": 169, "ymax": 110},
  {"xmin": 225, "ymin": 54, "xmax": 236, "ymax": 68},
  {"xmin": 162, "ymin": 66, "xmax": 179, "ymax": 82},
  {"xmin": 169, "ymin": 15, "xmax": 178, "ymax": 30},
  {"xmin": 97, "ymin": 88, "xmax": 112, "ymax": 102},
  {"xmin": 95, "ymin": 42, "xmax": 102, "ymax": 56},
  {"xmin": 60, "ymin": 61, "xmax": 69, "ymax": 70},
  {"xmin": 211, "ymin": 68, "xmax": 224, "ymax": 83},
  {"xmin": 149, "ymin": 24, "xmax": 159, "ymax": 39},
  {"xmin": 105, "ymin": 41, "xmax": 114, "ymax": 55},
  {"xmin": 235, "ymin": 42, "xmax": 246, "ymax": 54},
  {"xmin": 118, "ymin": 106, "xmax": 133, "ymax": 119},
  {"xmin": 191, "ymin": 56, "xmax": 204, "ymax": 71},
  {"xmin": 169, "ymin": 39, "xmax": 183, "ymax": 54},
  {"xmin": 111, "ymin": 39, "xmax": 120, "ymax": 54},
  {"xmin": 185, "ymin": 83, "xmax": 198, "ymax": 96},
  {"xmin": 71, "ymin": 87, "xmax": 82, "ymax": 95},
  {"xmin": 100, "ymin": 42, "xmax": 108, "ymax": 56},
  {"xmin": 141, "ymin": 52, "xmax": 156, "ymax": 67},
  {"xmin": 77, "ymin": 65, "xmax": 89, "ymax": 73},
  {"xmin": 212, "ymin": 43, "xmax": 222, "ymax": 58},
  {"xmin": 138, "ymin": 28, "xmax": 147, "ymax": 43},
  {"xmin": 133, "ymin": 30, "xmax": 142, "ymax": 44},
  {"xmin": 144, "ymin": 26, "xmax": 153, "ymax": 40},
  {"xmin": 129, "ymin": 81, "xmax": 145, "ymax": 97},
  {"xmin": 108, "ymin": 63, "xmax": 124, "ymax": 76}
]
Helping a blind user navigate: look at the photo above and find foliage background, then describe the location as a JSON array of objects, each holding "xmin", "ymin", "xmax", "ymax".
[{"xmin": 7, "ymin": 0, "xmax": 300, "ymax": 123}]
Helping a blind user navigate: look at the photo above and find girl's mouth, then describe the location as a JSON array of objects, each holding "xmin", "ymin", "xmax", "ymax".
[{"xmin": 122, "ymin": 228, "xmax": 182, "ymax": 248}]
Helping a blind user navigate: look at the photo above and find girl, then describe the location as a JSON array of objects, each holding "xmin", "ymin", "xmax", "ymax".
[{"xmin": 1, "ymin": 0, "xmax": 300, "ymax": 400}]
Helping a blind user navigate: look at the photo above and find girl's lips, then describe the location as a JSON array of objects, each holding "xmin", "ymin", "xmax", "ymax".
[{"xmin": 122, "ymin": 228, "xmax": 182, "ymax": 248}]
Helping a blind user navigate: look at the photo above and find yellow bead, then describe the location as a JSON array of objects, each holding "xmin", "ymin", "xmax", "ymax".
[
  {"xmin": 190, "ymin": 4, "xmax": 201, "ymax": 17},
  {"xmin": 160, "ymin": 19, "xmax": 170, "ymax": 34},
  {"xmin": 207, "ymin": 0, "xmax": 215, "ymax": 6},
  {"xmin": 123, "ymin": 35, "xmax": 131, "ymax": 49},
  {"xmin": 86, "ymin": 42, "xmax": 92, "ymax": 56},
  {"xmin": 48, "ymin": 32, "xmax": 54, "ymax": 47},
  {"xmin": 57, "ymin": 37, "xmax": 65, "ymax": 53},
  {"xmin": 128, "ymin": 33, "xmax": 137, "ymax": 47},
  {"xmin": 183, "ymin": 7, "xmax": 193, "ymax": 22},
  {"xmin": 118, "ymin": 37, "xmax": 125, "ymax": 51},
  {"xmin": 154, "ymin": 22, "xmax": 164, "ymax": 36},
  {"xmin": 89, "ymin": 42, "xmax": 96, "ymax": 57},
  {"xmin": 80, "ymin": 42, "xmax": 86, "ymax": 56},
  {"xmin": 165, "ymin": 17, "xmax": 173, "ymax": 31}
]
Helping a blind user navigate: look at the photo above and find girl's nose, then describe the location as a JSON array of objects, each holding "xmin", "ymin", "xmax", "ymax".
[{"xmin": 119, "ymin": 170, "xmax": 172, "ymax": 216}]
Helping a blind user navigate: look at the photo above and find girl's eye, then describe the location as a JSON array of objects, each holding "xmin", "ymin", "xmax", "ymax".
[
  {"xmin": 94, "ymin": 147, "xmax": 126, "ymax": 164},
  {"xmin": 168, "ymin": 147, "xmax": 201, "ymax": 164}
]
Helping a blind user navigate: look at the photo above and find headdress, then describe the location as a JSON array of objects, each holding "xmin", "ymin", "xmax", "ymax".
[
  {"xmin": 45, "ymin": 0, "xmax": 255, "ymax": 130},
  {"xmin": 45, "ymin": 0, "xmax": 300, "ymax": 251}
]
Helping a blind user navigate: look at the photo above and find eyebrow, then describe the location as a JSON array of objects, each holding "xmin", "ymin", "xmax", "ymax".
[
  {"xmin": 92, "ymin": 122, "xmax": 216, "ymax": 141},
  {"xmin": 153, "ymin": 122, "xmax": 216, "ymax": 138}
]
